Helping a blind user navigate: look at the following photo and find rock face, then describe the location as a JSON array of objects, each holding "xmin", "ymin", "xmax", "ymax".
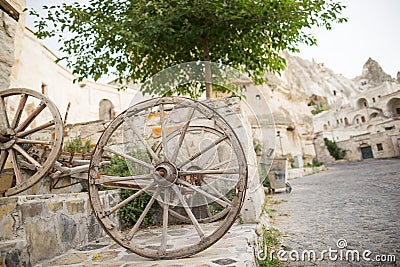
[
  {"xmin": 274, "ymin": 52, "xmax": 361, "ymax": 107},
  {"xmin": 0, "ymin": 191, "xmax": 120, "ymax": 266},
  {"xmin": 355, "ymin": 57, "xmax": 393, "ymax": 86},
  {"xmin": 247, "ymin": 53, "xmax": 366, "ymax": 163}
]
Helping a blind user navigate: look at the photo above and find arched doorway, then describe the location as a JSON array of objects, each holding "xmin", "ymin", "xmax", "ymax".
[
  {"xmin": 99, "ymin": 99, "xmax": 114, "ymax": 121},
  {"xmin": 356, "ymin": 98, "xmax": 368, "ymax": 109},
  {"xmin": 386, "ymin": 97, "xmax": 400, "ymax": 117}
]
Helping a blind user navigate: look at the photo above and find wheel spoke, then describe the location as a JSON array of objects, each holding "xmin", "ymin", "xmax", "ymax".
[
  {"xmin": 12, "ymin": 144, "xmax": 41, "ymax": 169},
  {"xmin": 106, "ymin": 183, "xmax": 155, "ymax": 215},
  {"xmin": 127, "ymin": 187, "xmax": 160, "ymax": 239},
  {"xmin": 201, "ymin": 180, "xmax": 232, "ymax": 204},
  {"xmin": 159, "ymin": 187, "xmax": 170, "ymax": 254},
  {"xmin": 204, "ymin": 174, "xmax": 238, "ymax": 182},
  {"xmin": 11, "ymin": 94, "xmax": 28, "ymax": 129},
  {"xmin": 103, "ymin": 146, "xmax": 154, "ymax": 170},
  {"xmin": 95, "ymin": 174, "xmax": 154, "ymax": 185},
  {"xmin": 159, "ymin": 104, "xmax": 168, "ymax": 161},
  {"xmin": 179, "ymin": 169, "xmax": 240, "ymax": 176},
  {"xmin": 15, "ymin": 138, "xmax": 54, "ymax": 145},
  {"xmin": 15, "ymin": 101, "xmax": 46, "ymax": 132},
  {"xmin": 0, "ymin": 151, "xmax": 9, "ymax": 171},
  {"xmin": 176, "ymin": 178, "xmax": 230, "ymax": 207},
  {"xmin": 171, "ymin": 107, "xmax": 195, "ymax": 162},
  {"xmin": 9, "ymin": 149, "xmax": 23, "ymax": 185},
  {"xmin": 16, "ymin": 120, "xmax": 55, "ymax": 138},
  {"xmin": 171, "ymin": 185, "xmax": 205, "ymax": 240},
  {"xmin": 177, "ymin": 135, "xmax": 228, "ymax": 168},
  {"xmin": 125, "ymin": 120, "xmax": 160, "ymax": 162},
  {"xmin": 207, "ymin": 159, "xmax": 235, "ymax": 170},
  {"xmin": 202, "ymin": 195, "xmax": 213, "ymax": 218},
  {"xmin": 0, "ymin": 96, "xmax": 10, "ymax": 128}
]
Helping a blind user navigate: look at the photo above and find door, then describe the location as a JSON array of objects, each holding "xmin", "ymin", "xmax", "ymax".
[{"xmin": 361, "ymin": 146, "xmax": 374, "ymax": 159}]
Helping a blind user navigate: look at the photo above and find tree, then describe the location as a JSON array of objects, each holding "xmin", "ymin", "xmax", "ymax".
[{"xmin": 29, "ymin": 0, "xmax": 347, "ymax": 98}]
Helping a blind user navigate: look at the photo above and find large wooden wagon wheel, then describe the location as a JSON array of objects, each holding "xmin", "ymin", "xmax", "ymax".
[
  {"xmin": 88, "ymin": 97, "xmax": 247, "ymax": 259},
  {"xmin": 155, "ymin": 126, "xmax": 232, "ymax": 224},
  {"xmin": 0, "ymin": 88, "xmax": 63, "ymax": 196}
]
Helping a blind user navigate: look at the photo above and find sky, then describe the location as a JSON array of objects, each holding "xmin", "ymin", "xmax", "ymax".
[
  {"xmin": 26, "ymin": 0, "xmax": 400, "ymax": 81},
  {"xmin": 295, "ymin": 0, "xmax": 400, "ymax": 78}
]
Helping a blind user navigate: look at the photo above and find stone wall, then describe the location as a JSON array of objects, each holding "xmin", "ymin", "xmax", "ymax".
[
  {"xmin": 204, "ymin": 97, "xmax": 264, "ymax": 223},
  {"xmin": 0, "ymin": 0, "xmax": 25, "ymax": 89},
  {"xmin": 0, "ymin": 190, "xmax": 120, "ymax": 266},
  {"xmin": 337, "ymin": 125, "xmax": 400, "ymax": 161},
  {"xmin": 0, "ymin": 10, "xmax": 17, "ymax": 89}
]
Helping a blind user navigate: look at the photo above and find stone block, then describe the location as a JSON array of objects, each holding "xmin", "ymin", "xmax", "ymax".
[
  {"xmin": 20, "ymin": 202, "xmax": 44, "ymax": 223},
  {"xmin": 88, "ymin": 215, "xmax": 102, "ymax": 242},
  {"xmin": 0, "ymin": 197, "xmax": 17, "ymax": 220},
  {"xmin": 66, "ymin": 199, "xmax": 85, "ymax": 214},
  {"xmin": 59, "ymin": 214, "xmax": 78, "ymax": 243},
  {"xmin": 0, "ymin": 217, "xmax": 14, "ymax": 241},
  {"xmin": 47, "ymin": 201, "xmax": 63, "ymax": 212},
  {"xmin": 25, "ymin": 220, "xmax": 59, "ymax": 264}
]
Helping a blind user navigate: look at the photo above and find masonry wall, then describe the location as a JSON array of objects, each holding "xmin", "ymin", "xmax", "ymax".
[
  {"xmin": 0, "ymin": 0, "xmax": 26, "ymax": 89},
  {"xmin": 337, "ymin": 126, "xmax": 400, "ymax": 161},
  {"xmin": 0, "ymin": 190, "xmax": 120, "ymax": 266}
]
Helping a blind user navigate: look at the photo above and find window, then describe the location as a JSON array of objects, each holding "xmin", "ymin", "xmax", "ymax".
[
  {"xmin": 376, "ymin": 143, "xmax": 383, "ymax": 151},
  {"xmin": 361, "ymin": 81, "xmax": 367, "ymax": 85},
  {"xmin": 361, "ymin": 116, "xmax": 366, "ymax": 123},
  {"xmin": 372, "ymin": 97, "xmax": 376, "ymax": 103},
  {"xmin": 255, "ymin": 94, "xmax": 261, "ymax": 100},
  {"xmin": 333, "ymin": 90, "xmax": 336, "ymax": 96},
  {"xmin": 241, "ymin": 85, "xmax": 247, "ymax": 93},
  {"xmin": 396, "ymin": 108, "xmax": 400, "ymax": 115},
  {"xmin": 328, "ymin": 121, "xmax": 331, "ymax": 126},
  {"xmin": 41, "ymin": 83, "xmax": 48, "ymax": 95},
  {"xmin": 344, "ymin": 117, "xmax": 349, "ymax": 126},
  {"xmin": 356, "ymin": 118, "xmax": 360, "ymax": 124}
]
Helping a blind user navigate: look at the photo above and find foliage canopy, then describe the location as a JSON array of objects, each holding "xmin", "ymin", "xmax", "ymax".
[{"xmin": 30, "ymin": 0, "xmax": 347, "ymax": 96}]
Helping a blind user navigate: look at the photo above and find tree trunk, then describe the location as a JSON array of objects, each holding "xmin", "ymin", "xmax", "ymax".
[{"xmin": 202, "ymin": 37, "xmax": 212, "ymax": 99}]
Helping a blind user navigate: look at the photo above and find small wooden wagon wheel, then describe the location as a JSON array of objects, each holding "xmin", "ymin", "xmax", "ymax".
[
  {"xmin": 88, "ymin": 97, "xmax": 247, "ymax": 259},
  {"xmin": 0, "ymin": 88, "xmax": 63, "ymax": 196}
]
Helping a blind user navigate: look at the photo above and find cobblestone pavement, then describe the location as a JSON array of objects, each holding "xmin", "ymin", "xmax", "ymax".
[
  {"xmin": 35, "ymin": 223, "xmax": 257, "ymax": 267},
  {"xmin": 270, "ymin": 159, "xmax": 400, "ymax": 266}
]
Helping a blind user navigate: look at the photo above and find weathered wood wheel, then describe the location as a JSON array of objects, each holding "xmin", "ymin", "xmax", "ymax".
[
  {"xmin": 155, "ymin": 126, "xmax": 232, "ymax": 224},
  {"xmin": 88, "ymin": 97, "xmax": 247, "ymax": 259},
  {"xmin": 0, "ymin": 88, "xmax": 63, "ymax": 196}
]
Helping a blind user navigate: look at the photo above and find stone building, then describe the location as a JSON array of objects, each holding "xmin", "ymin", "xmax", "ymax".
[
  {"xmin": 0, "ymin": 0, "xmax": 25, "ymax": 89},
  {"xmin": 314, "ymin": 58, "xmax": 400, "ymax": 161},
  {"xmin": 1, "ymin": 1, "xmax": 140, "ymax": 124}
]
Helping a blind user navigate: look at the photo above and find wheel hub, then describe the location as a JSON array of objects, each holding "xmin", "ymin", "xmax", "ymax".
[{"xmin": 155, "ymin": 162, "xmax": 178, "ymax": 185}]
